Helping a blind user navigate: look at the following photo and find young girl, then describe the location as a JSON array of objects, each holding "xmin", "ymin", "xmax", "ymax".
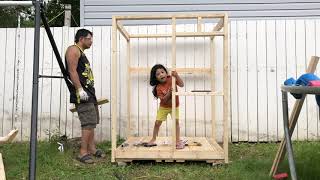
[{"xmin": 147, "ymin": 64, "xmax": 185, "ymax": 149}]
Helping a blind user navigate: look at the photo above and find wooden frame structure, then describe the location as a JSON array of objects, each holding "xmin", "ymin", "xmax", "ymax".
[{"xmin": 111, "ymin": 13, "xmax": 229, "ymax": 164}]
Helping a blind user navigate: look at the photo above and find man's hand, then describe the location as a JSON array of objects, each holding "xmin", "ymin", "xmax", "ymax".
[{"xmin": 77, "ymin": 88, "xmax": 89, "ymax": 101}]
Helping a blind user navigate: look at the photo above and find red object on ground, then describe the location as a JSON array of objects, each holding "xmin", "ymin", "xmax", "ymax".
[
  {"xmin": 273, "ymin": 173, "xmax": 288, "ymax": 180},
  {"xmin": 309, "ymin": 80, "xmax": 320, "ymax": 86}
]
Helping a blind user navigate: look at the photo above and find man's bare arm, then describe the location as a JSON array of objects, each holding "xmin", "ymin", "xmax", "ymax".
[{"xmin": 66, "ymin": 46, "xmax": 82, "ymax": 89}]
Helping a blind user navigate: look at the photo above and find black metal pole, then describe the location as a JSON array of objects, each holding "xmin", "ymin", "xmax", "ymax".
[
  {"xmin": 29, "ymin": 0, "xmax": 41, "ymax": 179},
  {"xmin": 282, "ymin": 90, "xmax": 297, "ymax": 180}
]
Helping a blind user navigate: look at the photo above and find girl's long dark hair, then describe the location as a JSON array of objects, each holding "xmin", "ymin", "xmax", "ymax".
[{"xmin": 150, "ymin": 64, "xmax": 168, "ymax": 98}]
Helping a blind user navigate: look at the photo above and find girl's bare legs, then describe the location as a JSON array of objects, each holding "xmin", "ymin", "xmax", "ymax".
[
  {"xmin": 148, "ymin": 120, "xmax": 162, "ymax": 144},
  {"xmin": 176, "ymin": 120, "xmax": 180, "ymax": 143}
]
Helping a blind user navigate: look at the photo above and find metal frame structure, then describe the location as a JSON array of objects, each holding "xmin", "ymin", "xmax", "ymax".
[
  {"xmin": 0, "ymin": 1, "xmax": 73, "ymax": 179},
  {"xmin": 111, "ymin": 13, "xmax": 230, "ymax": 164},
  {"xmin": 270, "ymin": 56, "xmax": 319, "ymax": 180}
]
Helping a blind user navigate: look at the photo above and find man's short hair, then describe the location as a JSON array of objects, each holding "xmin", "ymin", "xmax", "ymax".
[{"xmin": 74, "ymin": 29, "xmax": 93, "ymax": 43}]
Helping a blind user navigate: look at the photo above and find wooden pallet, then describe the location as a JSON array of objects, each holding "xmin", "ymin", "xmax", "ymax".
[{"xmin": 115, "ymin": 136, "xmax": 225, "ymax": 165}]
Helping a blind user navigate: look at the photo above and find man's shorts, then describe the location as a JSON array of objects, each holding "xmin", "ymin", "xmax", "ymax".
[
  {"xmin": 156, "ymin": 107, "xmax": 179, "ymax": 121},
  {"xmin": 76, "ymin": 103, "xmax": 99, "ymax": 129}
]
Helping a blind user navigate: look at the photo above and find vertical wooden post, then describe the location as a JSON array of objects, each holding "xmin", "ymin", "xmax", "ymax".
[
  {"xmin": 171, "ymin": 17, "xmax": 177, "ymax": 151},
  {"xmin": 126, "ymin": 40, "xmax": 131, "ymax": 138},
  {"xmin": 223, "ymin": 13, "xmax": 229, "ymax": 163},
  {"xmin": 210, "ymin": 37, "xmax": 216, "ymax": 141},
  {"xmin": 63, "ymin": 4, "xmax": 71, "ymax": 27},
  {"xmin": 197, "ymin": 17, "xmax": 202, "ymax": 32},
  {"xmin": 111, "ymin": 17, "xmax": 118, "ymax": 162}
]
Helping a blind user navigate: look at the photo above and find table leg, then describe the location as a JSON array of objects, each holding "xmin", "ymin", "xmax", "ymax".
[{"xmin": 282, "ymin": 90, "xmax": 297, "ymax": 180}]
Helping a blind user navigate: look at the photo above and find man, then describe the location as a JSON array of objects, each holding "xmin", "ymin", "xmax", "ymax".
[{"xmin": 65, "ymin": 29, "xmax": 105, "ymax": 164}]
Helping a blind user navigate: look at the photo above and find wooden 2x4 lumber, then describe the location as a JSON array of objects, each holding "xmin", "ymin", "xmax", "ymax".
[
  {"xmin": 130, "ymin": 32, "xmax": 224, "ymax": 38},
  {"xmin": 69, "ymin": 98, "xmax": 109, "ymax": 113},
  {"xmin": 222, "ymin": 13, "xmax": 229, "ymax": 163},
  {"xmin": 116, "ymin": 21, "xmax": 130, "ymax": 41},
  {"xmin": 111, "ymin": 17, "xmax": 118, "ymax": 163},
  {"xmin": 176, "ymin": 91, "xmax": 224, "ymax": 96},
  {"xmin": 171, "ymin": 17, "xmax": 177, "ymax": 152},
  {"xmin": 130, "ymin": 67, "xmax": 211, "ymax": 74},
  {"xmin": 113, "ymin": 13, "xmax": 225, "ymax": 20},
  {"xmin": 213, "ymin": 18, "xmax": 224, "ymax": 32},
  {"xmin": 197, "ymin": 17, "xmax": 202, "ymax": 32}
]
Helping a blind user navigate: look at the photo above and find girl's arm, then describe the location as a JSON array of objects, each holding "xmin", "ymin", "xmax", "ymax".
[
  {"xmin": 160, "ymin": 88, "xmax": 172, "ymax": 103},
  {"xmin": 172, "ymin": 71, "xmax": 184, "ymax": 87}
]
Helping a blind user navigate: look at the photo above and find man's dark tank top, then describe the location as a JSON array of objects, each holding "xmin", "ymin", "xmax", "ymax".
[{"xmin": 65, "ymin": 45, "xmax": 97, "ymax": 104}]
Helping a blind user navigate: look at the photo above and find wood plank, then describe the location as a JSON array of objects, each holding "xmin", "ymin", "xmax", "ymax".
[
  {"xmin": 316, "ymin": 20, "xmax": 320, "ymax": 139},
  {"xmin": 295, "ymin": 20, "xmax": 308, "ymax": 141},
  {"xmin": 111, "ymin": 17, "xmax": 118, "ymax": 162},
  {"xmin": 194, "ymin": 24, "xmax": 206, "ymax": 137},
  {"xmin": 115, "ymin": 136, "xmax": 225, "ymax": 160},
  {"xmin": 114, "ymin": 13, "xmax": 225, "ymax": 20},
  {"xmin": 22, "ymin": 28, "xmax": 34, "ymax": 140},
  {"xmin": 230, "ymin": 21, "xmax": 238, "ymax": 142},
  {"xmin": 285, "ymin": 20, "xmax": 298, "ymax": 140},
  {"xmin": 176, "ymin": 91, "xmax": 223, "ymax": 96},
  {"xmin": 126, "ymin": 40, "xmax": 131, "ymax": 138},
  {"xmin": 129, "ymin": 26, "xmax": 139, "ymax": 137},
  {"xmin": 118, "ymin": 26, "xmax": 128, "ymax": 138},
  {"xmin": 210, "ymin": 33, "xmax": 216, "ymax": 141},
  {"xmin": 130, "ymin": 67, "xmax": 211, "ymax": 74},
  {"xmin": 247, "ymin": 21, "xmax": 258, "ymax": 142},
  {"xmin": 237, "ymin": 21, "xmax": 248, "ymax": 141},
  {"xmin": 116, "ymin": 21, "xmax": 130, "ymax": 41},
  {"xmin": 138, "ymin": 25, "xmax": 149, "ymax": 136},
  {"xmin": 13, "ymin": 28, "xmax": 25, "ymax": 141},
  {"xmin": 275, "ymin": 20, "xmax": 286, "ymax": 142},
  {"xmin": 3, "ymin": 29, "xmax": 16, "ymax": 138},
  {"xmin": 146, "ymin": 25, "xmax": 158, "ymax": 137},
  {"xmin": 0, "ymin": 29, "xmax": 6, "ymax": 137},
  {"xmin": 223, "ymin": 14, "xmax": 229, "ymax": 163},
  {"xmin": 204, "ymin": 24, "xmax": 213, "ymax": 139},
  {"xmin": 50, "ymin": 27, "xmax": 63, "ymax": 138},
  {"xmin": 266, "ymin": 20, "xmax": 278, "ymax": 141},
  {"xmin": 130, "ymin": 32, "xmax": 224, "ymax": 38},
  {"xmin": 172, "ymin": 17, "xmax": 177, "ymax": 152},
  {"xmin": 256, "ymin": 20, "xmax": 268, "ymax": 142},
  {"xmin": 184, "ymin": 24, "xmax": 196, "ymax": 137},
  {"xmin": 304, "ymin": 20, "xmax": 318, "ymax": 140},
  {"xmin": 0, "ymin": 153, "xmax": 5, "ymax": 180},
  {"xmin": 59, "ymin": 26, "xmax": 69, "ymax": 138},
  {"xmin": 68, "ymin": 28, "xmax": 78, "ymax": 138},
  {"xmin": 213, "ymin": 18, "xmax": 224, "ymax": 31},
  {"xmin": 100, "ymin": 26, "xmax": 112, "ymax": 141},
  {"xmin": 176, "ymin": 24, "xmax": 187, "ymax": 137},
  {"xmin": 91, "ymin": 27, "xmax": 103, "ymax": 140}
]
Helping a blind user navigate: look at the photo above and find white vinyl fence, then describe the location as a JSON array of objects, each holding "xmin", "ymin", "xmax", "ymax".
[{"xmin": 1, "ymin": 19, "xmax": 320, "ymax": 142}]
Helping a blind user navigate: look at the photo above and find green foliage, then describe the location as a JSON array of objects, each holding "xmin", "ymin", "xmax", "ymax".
[
  {"xmin": 0, "ymin": 0, "xmax": 80, "ymax": 28},
  {"xmin": 1, "ymin": 141, "xmax": 320, "ymax": 179}
]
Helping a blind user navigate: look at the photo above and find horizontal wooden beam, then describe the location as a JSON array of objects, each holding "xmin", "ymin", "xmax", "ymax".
[
  {"xmin": 116, "ymin": 21, "xmax": 130, "ymax": 41},
  {"xmin": 176, "ymin": 91, "xmax": 224, "ymax": 96},
  {"xmin": 69, "ymin": 98, "xmax": 109, "ymax": 113},
  {"xmin": 130, "ymin": 67, "xmax": 211, "ymax": 74},
  {"xmin": 113, "ymin": 13, "xmax": 225, "ymax": 20},
  {"xmin": 130, "ymin": 32, "xmax": 224, "ymax": 38},
  {"xmin": 213, "ymin": 18, "xmax": 224, "ymax": 31}
]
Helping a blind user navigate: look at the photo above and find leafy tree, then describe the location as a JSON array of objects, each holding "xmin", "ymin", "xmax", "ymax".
[{"xmin": 0, "ymin": 0, "xmax": 80, "ymax": 27}]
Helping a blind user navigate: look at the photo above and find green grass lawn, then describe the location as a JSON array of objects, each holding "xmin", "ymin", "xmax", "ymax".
[{"xmin": 1, "ymin": 140, "xmax": 319, "ymax": 180}]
